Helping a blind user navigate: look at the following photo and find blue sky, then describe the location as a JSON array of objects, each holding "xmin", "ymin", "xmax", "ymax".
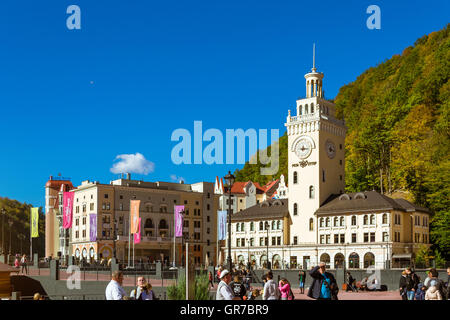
[{"xmin": 0, "ymin": 0, "xmax": 448, "ymax": 208}]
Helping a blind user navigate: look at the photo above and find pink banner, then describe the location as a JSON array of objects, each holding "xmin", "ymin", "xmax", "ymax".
[
  {"xmin": 134, "ymin": 218, "xmax": 141, "ymax": 244},
  {"xmin": 174, "ymin": 205, "xmax": 184, "ymax": 237},
  {"xmin": 63, "ymin": 192, "xmax": 74, "ymax": 229}
]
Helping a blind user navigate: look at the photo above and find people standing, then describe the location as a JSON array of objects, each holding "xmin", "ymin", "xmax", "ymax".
[
  {"xmin": 279, "ymin": 278, "xmax": 291, "ymax": 300},
  {"xmin": 216, "ymin": 270, "xmax": 241, "ymax": 300},
  {"xmin": 399, "ymin": 270, "xmax": 412, "ymax": 300},
  {"xmin": 298, "ymin": 270, "xmax": 306, "ymax": 294},
  {"xmin": 105, "ymin": 271, "xmax": 126, "ymax": 300},
  {"xmin": 130, "ymin": 276, "xmax": 154, "ymax": 300},
  {"xmin": 208, "ymin": 271, "xmax": 214, "ymax": 289},
  {"xmin": 229, "ymin": 275, "xmax": 247, "ymax": 299},
  {"xmin": 20, "ymin": 254, "xmax": 28, "ymax": 274},
  {"xmin": 263, "ymin": 271, "xmax": 281, "ymax": 300},
  {"xmin": 346, "ymin": 272, "xmax": 356, "ymax": 292},
  {"xmin": 307, "ymin": 262, "xmax": 337, "ymax": 300}
]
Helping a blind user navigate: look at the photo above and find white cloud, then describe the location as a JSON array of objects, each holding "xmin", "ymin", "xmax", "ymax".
[
  {"xmin": 110, "ymin": 153, "xmax": 155, "ymax": 175},
  {"xmin": 170, "ymin": 174, "xmax": 185, "ymax": 183}
]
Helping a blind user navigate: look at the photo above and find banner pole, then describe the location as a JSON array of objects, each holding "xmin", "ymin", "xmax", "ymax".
[
  {"xmin": 173, "ymin": 206, "xmax": 176, "ymax": 267},
  {"xmin": 30, "ymin": 208, "xmax": 32, "ymax": 262}
]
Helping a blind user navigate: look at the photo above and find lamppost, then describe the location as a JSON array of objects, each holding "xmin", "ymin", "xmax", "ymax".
[
  {"xmin": 1, "ymin": 208, "xmax": 5, "ymax": 255},
  {"xmin": 18, "ymin": 234, "xmax": 25, "ymax": 255},
  {"xmin": 113, "ymin": 218, "xmax": 118, "ymax": 260},
  {"xmin": 265, "ymin": 221, "xmax": 270, "ymax": 270},
  {"xmin": 8, "ymin": 219, "xmax": 13, "ymax": 256},
  {"xmin": 223, "ymin": 171, "xmax": 235, "ymax": 272}
]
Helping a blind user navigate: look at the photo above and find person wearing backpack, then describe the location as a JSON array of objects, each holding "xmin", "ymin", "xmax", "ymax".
[{"xmin": 307, "ymin": 262, "xmax": 337, "ymax": 300}]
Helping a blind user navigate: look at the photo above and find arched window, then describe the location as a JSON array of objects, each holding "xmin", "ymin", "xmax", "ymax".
[
  {"xmin": 259, "ymin": 222, "xmax": 263, "ymax": 231},
  {"xmin": 277, "ymin": 220, "xmax": 281, "ymax": 230},
  {"xmin": 236, "ymin": 223, "xmax": 240, "ymax": 232},
  {"xmin": 382, "ymin": 214, "xmax": 388, "ymax": 224},
  {"xmin": 159, "ymin": 219, "xmax": 168, "ymax": 229},
  {"xmin": 293, "ymin": 171, "xmax": 298, "ymax": 184},
  {"xmin": 241, "ymin": 222, "xmax": 245, "ymax": 231},
  {"xmin": 334, "ymin": 217, "xmax": 339, "ymax": 227},
  {"xmin": 363, "ymin": 215, "xmax": 368, "ymax": 225},
  {"xmin": 340, "ymin": 216, "xmax": 345, "ymax": 227},
  {"xmin": 309, "ymin": 218, "xmax": 314, "ymax": 231},
  {"xmin": 325, "ymin": 217, "xmax": 330, "ymax": 227},
  {"xmin": 349, "ymin": 253, "xmax": 360, "ymax": 269},
  {"xmin": 305, "ymin": 104, "xmax": 309, "ymax": 114},
  {"xmin": 144, "ymin": 218, "xmax": 154, "ymax": 228},
  {"xmin": 311, "ymin": 102, "xmax": 314, "ymax": 113},
  {"xmin": 334, "ymin": 253, "xmax": 345, "ymax": 269},
  {"xmin": 320, "ymin": 253, "xmax": 330, "ymax": 268},
  {"xmin": 370, "ymin": 214, "xmax": 375, "ymax": 225},
  {"xmin": 309, "ymin": 186, "xmax": 314, "ymax": 199},
  {"xmin": 363, "ymin": 252, "xmax": 375, "ymax": 268},
  {"xmin": 351, "ymin": 215, "xmax": 357, "ymax": 226},
  {"xmin": 272, "ymin": 221, "xmax": 276, "ymax": 230},
  {"xmin": 320, "ymin": 218, "xmax": 324, "ymax": 227},
  {"xmin": 250, "ymin": 222, "xmax": 254, "ymax": 231},
  {"xmin": 293, "ymin": 203, "xmax": 298, "ymax": 216}
]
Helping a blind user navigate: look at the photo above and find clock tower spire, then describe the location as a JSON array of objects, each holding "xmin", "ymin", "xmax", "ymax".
[{"xmin": 285, "ymin": 50, "xmax": 346, "ymax": 246}]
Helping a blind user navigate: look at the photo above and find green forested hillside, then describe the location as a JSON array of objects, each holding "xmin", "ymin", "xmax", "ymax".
[
  {"xmin": 0, "ymin": 197, "xmax": 45, "ymax": 257},
  {"xmin": 235, "ymin": 24, "xmax": 450, "ymax": 257}
]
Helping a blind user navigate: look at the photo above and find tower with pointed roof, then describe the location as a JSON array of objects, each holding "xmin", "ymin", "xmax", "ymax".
[{"xmin": 285, "ymin": 45, "xmax": 347, "ymax": 246}]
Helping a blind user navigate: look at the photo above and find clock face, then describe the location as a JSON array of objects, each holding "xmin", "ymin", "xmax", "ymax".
[
  {"xmin": 326, "ymin": 140, "xmax": 336, "ymax": 159},
  {"xmin": 295, "ymin": 138, "xmax": 313, "ymax": 159}
]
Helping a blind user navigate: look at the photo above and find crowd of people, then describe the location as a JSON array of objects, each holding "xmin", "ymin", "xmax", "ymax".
[
  {"xmin": 399, "ymin": 267, "xmax": 449, "ymax": 300},
  {"xmin": 99, "ymin": 262, "xmax": 450, "ymax": 301},
  {"xmin": 105, "ymin": 271, "xmax": 158, "ymax": 300}
]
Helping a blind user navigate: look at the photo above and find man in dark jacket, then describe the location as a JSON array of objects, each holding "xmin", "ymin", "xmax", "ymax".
[{"xmin": 307, "ymin": 262, "xmax": 338, "ymax": 300}]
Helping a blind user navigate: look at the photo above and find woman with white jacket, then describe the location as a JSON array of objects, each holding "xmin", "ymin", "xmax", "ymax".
[{"xmin": 425, "ymin": 286, "xmax": 442, "ymax": 300}]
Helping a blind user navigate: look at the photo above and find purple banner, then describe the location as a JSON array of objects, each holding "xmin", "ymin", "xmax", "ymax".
[
  {"xmin": 174, "ymin": 205, "xmax": 184, "ymax": 237},
  {"xmin": 89, "ymin": 214, "xmax": 97, "ymax": 242}
]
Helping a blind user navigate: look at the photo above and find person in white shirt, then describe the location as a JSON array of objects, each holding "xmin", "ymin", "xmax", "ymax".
[
  {"xmin": 130, "ymin": 276, "xmax": 154, "ymax": 300},
  {"xmin": 105, "ymin": 271, "xmax": 127, "ymax": 300},
  {"xmin": 216, "ymin": 270, "xmax": 241, "ymax": 300},
  {"xmin": 263, "ymin": 271, "xmax": 280, "ymax": 300}
]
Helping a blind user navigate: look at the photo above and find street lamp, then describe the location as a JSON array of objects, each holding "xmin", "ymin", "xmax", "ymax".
[
  {"xmin": 265, "ymin": 221, "xmax": 270, "ymax": 270},
  {"xmin": 223, "ymin": 171, "xmax": 235, "ymax": 272},
  {"xmin": 18, "ymin": 234, "xmax": 25, "ymax": 255},
  {"xmin": 1, "ymin": 208, "xmax": 5, "ymax": 255},
  {"xmin": 113, "ymin": 218, "xmax": 118, "ymax": 260},
  {"xmin": 8, "ymin": 219, "xmax": 13, "ymax": 256}
]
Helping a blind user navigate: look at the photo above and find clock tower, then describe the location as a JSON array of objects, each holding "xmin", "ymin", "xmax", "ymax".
[{"xmin": 285, "ymin": 50, "xmax": 346, "ymax": 244}]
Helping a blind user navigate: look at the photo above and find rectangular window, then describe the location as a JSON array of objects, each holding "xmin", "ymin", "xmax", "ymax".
[
  {"xmin": 104, "ymin": 194, "xmax": 108, "ymax": 199},
  {"xmin": 383, "ymin": 232, "xmax": 389, "ymax": 242},
  {"xmin": 320, "ymin": 235, "xmax": 324, "ymax": 244},
  {"xmin": 207, "ymin": 216, "xmax": 210, "ymax": 222},
  {"xmin": 260, "ymin": 238, "xmax": 264, "ymax": 246},
  {"xmin": 340, "ymin": 234, "xmax": 345, "ymax": 243},
  {"xmin": 272, "ymin": 237, "xmax": 276, "ymax": 246},
  {"xmin": 277, "ymin": 237, "xmax": 281, "ymax": 246},
  {"xmin": 82, "ymin": 204, "xmax": 86, "ymax": 213},
  {"xmin": 75, "ymin": 231, "xmax": 79, "ymax": 238},
  {"xmin": 293, "ymin": 236, "xmax": 298, "ymax": 245},
  {"xmin": 90, "ymin": 203, "xmax": 94, "ymax": 211},
  {"xmin": 265, "ymin": 237, "xmax": 268, "ymax": 246},
  {"xmin": 370, "ymin": 232, "xmax": 375, "ymax": 242},
  {"xmin": 334, "ymin": 234, "xmax": 339, "ymax": 244},
  {"xmin": 82, "ymin": 230, "xmax": 86, "ymax": 238},
  {"xmin": 352, "ymin": 233, "xmax": 357, "ymax": 243},
  {"xmin": 364, "ymin": 233, "xmax": 369, "ymax": 243},
  {"xmin": 326, "ymin": 235, "xmax": 330, "ymax": 244},
  {"xmin": 236, "ymin": 239, "xmax": 240, "ymax": 247}
]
